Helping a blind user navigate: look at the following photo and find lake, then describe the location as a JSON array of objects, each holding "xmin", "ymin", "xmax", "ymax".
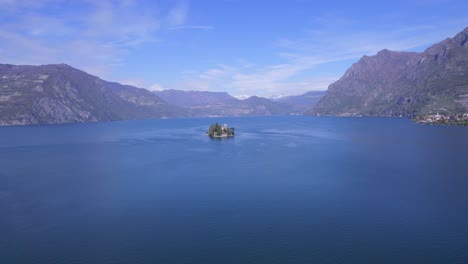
[{"xmin": 0, "ymin": 116, "xmax": 467, "ymax": 264}]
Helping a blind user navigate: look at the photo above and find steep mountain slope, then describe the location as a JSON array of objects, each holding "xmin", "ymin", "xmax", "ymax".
[
  {"xmin": 0, "ymin": 64, "xmax": 185, "ymax": 125},
  {"xmin": 275, "ymin": 91, "xmax": 326, "ymax": 114},
  {"xmin": 307, "ymin": 27, "xmax": 468, "ymax": 117},
  {"xmin": 154, "ymin": 90, "xmax": 293, "ymax": 117}
]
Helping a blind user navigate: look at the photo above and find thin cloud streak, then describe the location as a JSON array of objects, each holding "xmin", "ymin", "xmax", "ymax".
[
  {"xmin": 1, "ymin": 1, "xmax": 467, "ymax": 97},
  {"xmin": 170, "ymin": 25, "xmax": 214, "ymax": 31},
  {"xmin": 0, "ymin": 0, "xmax": 163, "ymax": 77},
  {"xmin": 173, "ymin": 17, "xmax": 468, "ymax": 97},
  {"xmin": 0, "ymin": 0, "xmax": 206, "ymax": 79},
  {"xmin": 172, "ymin": 59, "xmax": 339, "ymax": 98},
  {"xmin": 166, "ymin": 0, "xmax": 189, "ymax": 27}
]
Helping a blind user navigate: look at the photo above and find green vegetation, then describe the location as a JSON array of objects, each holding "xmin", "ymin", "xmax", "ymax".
[{"xmin": 207, "ymin": 123, "xmax": 235, "ymax": 138}]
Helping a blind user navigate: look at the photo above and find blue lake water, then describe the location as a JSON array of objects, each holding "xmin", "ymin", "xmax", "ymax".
[{"xmin": 0, "ymin": 116, "xmax": 467, "ymax": 264}]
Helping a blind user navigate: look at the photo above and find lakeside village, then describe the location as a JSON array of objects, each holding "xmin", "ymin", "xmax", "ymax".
[
  {"xmin": 415, "ymin": 113, "xmax": 468, "ymax": 126},
  {"xmin": 207, "ymin": 123, "xmax": 235, "ymax": 138}
]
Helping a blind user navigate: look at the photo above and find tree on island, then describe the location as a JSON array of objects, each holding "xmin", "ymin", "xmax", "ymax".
[{"xmin": 207, "ymin": 123, "xmax": 235, "ymax": 138}]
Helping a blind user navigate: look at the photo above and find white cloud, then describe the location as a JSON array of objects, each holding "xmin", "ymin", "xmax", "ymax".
[
  {"xmin": 170, "ymin": 58, "xmax": 337, "ymax": 97},
  {"xmin": 165, "ymin": 2, "xmax": 214, "ymax": 32},
  {"xmin": 0, "ymin": 0, "xmax": 215, "ymax": 83},
  {"xmin": 0, "ymin": 0, "xmax": 170, "ymax": 79},
  {"xmin": 170, "ymin": 25, "xmax": 214, "ymax": 31},
  {"xmin": 170, "ymin": 16, "xmax": 468, "ymax": 97},
  {"xmin": 0, "ymin": 0, "xmax": 64, "ymax": 12},
  {"xmin": 84, "ymin": 0, "xmax": 160, "ymax": 47},
  {"xmin": 120, "ymin": 78, "xmax": 146, "ymax": 88},
  {"xmin": 18, "ymin": 14, "xmax": 71, "ymax": 37},
  {"xmin": 199, "ymin": 68, "xmax": 226, "ymax": 80},
  {"xmin": 166, "ymin": 1, "xmax": 189, "ymax": 27},
  {"xmin": 0, "ymin": 28, "xmax": 58, "ymax": 65},
  {"xmin": 1, "ymin": 2, "xmax": 466, "ymax": 98},
  {"xmin": 276, "ymin": 14, "xmax": 468, "ymax": 60},
  {"xmin": 148, "ymin": 84, "xmax": 165, "ymax": 91},
  {"xmin": 233, "ymin": 94, "xmax": 249, "ymax": 100}
]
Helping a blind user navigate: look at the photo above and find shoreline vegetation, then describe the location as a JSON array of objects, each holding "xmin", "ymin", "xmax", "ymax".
[{"xmin": 207, "ymin": 123, "xmax": 235, "ymax": 138}]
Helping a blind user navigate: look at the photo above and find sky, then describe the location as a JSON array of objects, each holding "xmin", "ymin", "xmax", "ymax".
[{"xmin": 0, "ymin": 0, "xmax": 467, "ymax": 98}]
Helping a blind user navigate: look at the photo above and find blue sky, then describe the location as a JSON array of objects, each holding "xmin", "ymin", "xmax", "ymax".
[{"xmin": 0, "ymin": 0, "xmax": 467, "ymax": 98}]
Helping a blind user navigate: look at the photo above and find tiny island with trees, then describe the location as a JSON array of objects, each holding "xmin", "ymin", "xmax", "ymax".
[{"xmin": 207, "ymin": 123, "xmax": 235, "ymax": 138}]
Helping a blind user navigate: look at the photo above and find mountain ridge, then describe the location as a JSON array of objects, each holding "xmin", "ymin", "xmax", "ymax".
[
  {"xmin": 0, "ymin": 63, "xmax": 186, "ymax": 125},
  {"xmin": 275, "ymin": 91, "xmax": 326, "ymax": 114},
  {"xmin": 154, "ymin": 89, "xmax": 296, "ymax": 117},
  {"xmin": 0, "ymin": 63, "xmax": 316, "ymax": 125},
  {"xmin": 307, "ymin": 27, "xmax": 468, "ymax": 117},
  {"xmin": 2, "ymin": 28, "xmax": 467, "ymax": 126}
]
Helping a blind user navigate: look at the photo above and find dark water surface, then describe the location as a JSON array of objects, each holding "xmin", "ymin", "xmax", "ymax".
[{"xmin": 1, "ymin": 116, "xmax": 467, "ymax": 264}]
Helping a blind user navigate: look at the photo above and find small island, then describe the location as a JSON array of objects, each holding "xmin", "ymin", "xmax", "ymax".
[{"xmin": 207, "ymin": 123, "xmax": 235, "ymax": 138}]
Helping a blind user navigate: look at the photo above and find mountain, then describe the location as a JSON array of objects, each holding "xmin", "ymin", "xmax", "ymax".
[
  {"xmin": 275, "ymin": 91, "xmax": 326, "ymax": 114},
  {"xmin": 154, "ymin": 90, "xmax": 238, "ymax": 107},
  {"xmin": 0, "ymin": 63, "xmax": 310, "ymax": 126},
  {"xmin": 0, "ymin": 64, "xmax": 185, "ymax": 125},
  {"xmin": 154, "ymin": 90, "xmax": 293, "ymax": 117},
  {"xmin": 307, "ymin": 27, "xmax": 468, "ymax": 117},
  {"xmin": 241, "ymin": 96, "xmax": 293, "ymax": 115}
]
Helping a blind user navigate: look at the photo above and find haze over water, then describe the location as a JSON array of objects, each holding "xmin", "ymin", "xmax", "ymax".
[{"xmin": 0, "ymin": 116, "xmax": 467, "ymax": 263}]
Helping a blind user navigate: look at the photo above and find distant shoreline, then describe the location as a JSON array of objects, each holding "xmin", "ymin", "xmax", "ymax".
[{"xmin": 1, "ymin": 115, "xmax": 468, "ymax": 128}]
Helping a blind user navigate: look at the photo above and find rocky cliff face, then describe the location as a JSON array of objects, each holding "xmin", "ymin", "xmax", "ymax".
[
  {"xmin": 307, "ymin": 27, "xmax": 468, "ymax": 117},
  {"xmin": 0, "ymin": 64, "xmax": 185, "ymax": 125}
]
